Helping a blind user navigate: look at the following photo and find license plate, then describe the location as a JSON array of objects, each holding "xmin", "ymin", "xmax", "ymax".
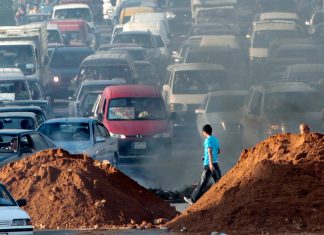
[{"xmin": 134, "ymin": 142, "xmax": 146, "ymax": 149}]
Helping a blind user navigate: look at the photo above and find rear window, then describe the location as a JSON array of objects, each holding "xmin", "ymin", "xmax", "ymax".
[
  {"xmin": 207, "ymin": 94, "xmax": 245, "ymax": 113},
  {"xmin": 0, "ymin": 117, "xmax": 35, "ymax": 130},
  {"xmin": 50, "ymin": 49, "xmax": 92, "ymax": 69},
  {"xmin": 113, "ymin": 34, "xmax": 154, "ymax": 48},
  {"xmin": 38, "ymin": 122, "xmax": 90, "ymax": 141}
]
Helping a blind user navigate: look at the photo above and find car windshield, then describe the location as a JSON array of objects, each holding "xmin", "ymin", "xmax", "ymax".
[
  {"xmin": 0, "ymin": 134, "xmax": 19, "ymax": 154},
  {"xmin": 264, "ymin": 92, "xmax": 323, "ymax": 113},
  {"xmin": 172, "ymin": 70, "xmax": 228, "ymax": 94},
  {"xmin": 0, "ymin": 185, "xmax": 16, "ymax": 206},
  {"xmin": 80, "ymin": 93, "xmax": 99, "ymax": 110},
  {"xmin": 0, "ymin": 80, "xmax": 31, "ymax": 101},
  {"xmin": 113, "ymin": 34, "xmax": 154, "ymax": 48},
  {"xmin": 50, "ymin": 50, "xmax": 91, "ymax": 69},
  {"xmin": 54, "ymin": 8, "xmax": 92, "ymax": 21},
  {"xmin": 48, "ymin": 30, "xmax": 62, "ymax": 44},
  {"xmin": 78, "ymin": 84, "xmax": 110, "ymax": 100},
  {"xmin": 0, "ymin": 117, "xmax": 35, "ymax": 130},
  {"xmin": 186, "ymin": 50, "xmax": 235, "ymax": 70},
  {"xmin": 197, "ymin": 9, "xmax": 237, "ymax": 24},
  {"xmin": 108, "ymin": 98, "xmax": 167, "ymax": 120},
  {"xmin": 79, "ymin": 66, "xmax": 132, "ymax": 82},
  {"xmin": 63, "ymin": 31, "xmax": 83, "ymax": 43},
  {"xmin": 253, "ymin": 30, "xmax": 298, "ymax": 48},
  {"xmin": 207, "ymin": 94, "xmax": 245, "ymax": 113},
  {"xmin": 38, "ymin": 122, "xmax": 90, "ymax": 141},
  {"xmin": 0, "ymin": 45, "xmax": 35, "ymax": 75}
]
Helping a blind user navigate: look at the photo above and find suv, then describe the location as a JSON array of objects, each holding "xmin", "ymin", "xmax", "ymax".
[
  {"xmin": 162, "ymin": 63, "xmax": 230, "ymax": 138},
  {"xmin": 241, "ymin": 82, "xmax": 323, "ymax": 147}
]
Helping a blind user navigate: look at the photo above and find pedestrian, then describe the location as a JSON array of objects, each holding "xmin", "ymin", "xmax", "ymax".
[
  {"xmin": 299, "ymin": 123, "xmax": 310, "ymax": 134},
  {"xmin": 184, "ymin": 124, "xmax": 222, "ymax": 205}
]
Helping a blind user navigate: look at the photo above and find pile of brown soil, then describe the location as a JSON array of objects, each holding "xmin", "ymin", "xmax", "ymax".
[
  {"xmin": 0, "ymin": 149, "xmax": 177, "ymax": 229},
  {"xmin": 167, "ymin": 133, "xmax": 324, "ymax": 234}
]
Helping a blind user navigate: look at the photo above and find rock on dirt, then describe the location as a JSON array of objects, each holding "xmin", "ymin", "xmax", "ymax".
[
  {"xmin": 0, "ymin": 149, "xmax": 177, "ymax": 229},
  {"xmin": 167, "ymin": 133, "xmax": 324, "ymax": 234}
]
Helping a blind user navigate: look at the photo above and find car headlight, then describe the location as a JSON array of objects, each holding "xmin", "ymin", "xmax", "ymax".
[
  {"xmin": 153, "ymin": 131, "xmax": 171, "ymax": 138},
  {"xmin": 221, "ymin": 121, "xmax": 226, "ymax": 131},
  {"xmin": 110, "ymin": 132, "xmax": 126, "ymax": 139},
  {"xmin": 169, "ymin": 103, "xmax": 185, "ymax": 112},
  {"xmin": 53, "ymin": 76, "xmax": 60, "ymax": 83},
  {"xmin": 11, "ymin": 219, "xmax": 32, "ymax": 226}
]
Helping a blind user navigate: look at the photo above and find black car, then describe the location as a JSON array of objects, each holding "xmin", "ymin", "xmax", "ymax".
[{"xmin": 46, "ymin": 46, "xmax": 93, "ymax": 100}]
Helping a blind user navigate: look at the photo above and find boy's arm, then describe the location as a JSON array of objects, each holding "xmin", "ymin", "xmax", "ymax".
[{"xmin": 208, "ymin": 147, "xmax": 215, "ymax": 172}]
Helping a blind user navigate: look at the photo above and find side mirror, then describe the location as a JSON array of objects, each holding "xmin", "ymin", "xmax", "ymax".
[
  {"xmin": 163, "ymin": 84, "xmax": 170, "ymax": 92},
  {"xmin": 16, "ymin": 199, "xmax": 27, "ymax": 207},
  {"xmin": 195, "ymin": 109, "xmax": 204, "ymax": 115},
  {"xmin": 170, "ymin": 112, "xmax": 177, "ymax": 121},
  {"xmin": 95, "ymin": 136, "xmax": 106, "ymax": 143}
]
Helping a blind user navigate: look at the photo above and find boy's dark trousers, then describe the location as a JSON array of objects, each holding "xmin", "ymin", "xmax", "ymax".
[{"xmin": 190, "ymin": 162, "xmax": 221, "ymax": 202}]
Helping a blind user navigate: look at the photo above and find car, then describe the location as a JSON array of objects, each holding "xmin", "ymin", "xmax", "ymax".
[
  {"xmin": 162, "ymin": 63, "xmax": 230, "ymax": 138},
  {"xmin": 111, "ymin": 31, "xmax": 161, "ymax": 64},
  {"xmin": 0, "ymin": 112, "xmax": 39, "ymax": 130},
  {"xmin": 0, "ymin": 129, "xmax": 55, "ymax": 165},
  {"xmin": 241, "ymin": 82, "xmax": 324, "ymax": 147},
  {"xmin": 25, "ymin": 13, "xmax": 51, "ymax": 24},
  {"xmin": 195, "ymin": 90, "xmax": 247, "ymax": 148},
  {"xmin": 0, "ymin": 183, "xmax": 33, "ymax": 234},
  {"xmin": 134, "ymin": 61, "xmax": 160, "ymax": 86},
  {"xmin": 73, "ymin": 51, "xmax": 137, "ymax": 89},
  {"xmin": 69, "ymin": 79, "xmax": 126, "ymax": 117},
  {"xmin": 46, "ymin": 47, "xmax": 93, "ymax": 100},
  {"xmin": 282, "ymin": 64, "xmax": 324, "ymax": 86},
  {"xmin": 0, "ymin": 106, "xmax": 47, "ymax": 125},
  {"xmin": 94, "ymin": 85, "xmax": 173, "ymax": 157},
  {"xmin": 38, "ymin": 118, "xmax": 119, "ymax": 164}
]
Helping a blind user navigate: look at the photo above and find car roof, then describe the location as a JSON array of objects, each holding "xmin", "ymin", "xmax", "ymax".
[
  {"xmin": 255, "ymin": 82, "xmax": 316, "ymax": 94},
  {"xmin": 81, "ymin": 51, "xmax": 133, "ymax": 67},
  {"xmin": 259, "ymin": 12, "xmax": 299, "ymax": 21},
  {"xmin": 103, "ymin": 85, "xmax": 161, "ymax": 99},
  {"xmin": 81, "ymin": 79, "xmax": 126, "ymax": 86},
  {"xmin": 0, "ymin": 112, "xmax": 36, "ymax": 118},
  {"xmin": 0, "ymin": 129, "xmax": 36, "ymax": 135},
  {"xmin": 41, "ymin": 117, "xmax": 93, "ymax": 124},
  {"xmin": 286, "ymin": 64, "xmax": 324, "ymax": 73},
  {"xmin": 189, "ymin": 35, "xmax": 239, "ymax": 48},
  {"xmin": 53, "ymin": 3, "xmax": 90, "ymax": 9},
  {"xmin": 167, "ymin": 63, "xmax": 225, "ymax": 72}
]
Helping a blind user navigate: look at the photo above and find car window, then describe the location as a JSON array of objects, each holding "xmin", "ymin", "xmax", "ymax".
[
  {"xmin": 20, "ymin": 134, "xmax": 36, "ymax": 154},
  {"xmin": 0, "ymin": 185, "xmax": 16, "ymax": 206},
  {"xmin": 98, "ymin": 123, "xmax": 109, "ymax": 137},
  {"xmin": 29, "ymin": 133, "xmax": 51, "ymax": 150},
  {"xmin": 249, "ymin": 91, "xmax": 262, "ymax": 116}
]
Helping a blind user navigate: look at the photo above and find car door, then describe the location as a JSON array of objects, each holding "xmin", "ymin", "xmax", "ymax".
[
  {"xmin": 28, "ymin": 132, "xmax": 56, "ymax": 152},
  {"xmin": 92, "ymin": 121, "xmax": 117, "ymax": 162}
]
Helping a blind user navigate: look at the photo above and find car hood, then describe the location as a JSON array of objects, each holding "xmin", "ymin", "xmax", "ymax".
[
  {"xmin": 170, "ymin": 94, "xmax": 206, "ymax": 106},
  {"xmin": 206, "ymin": 112, "xmax": 242, "ymax": 123},
  {"xmin": 0, "ymin": 153, "xmax": 18, "ymax": 165},
  {"xmin": 54, "ymin": 141, "xmax": 91, "ymax": 154},
  {"xmin": 249, "ymin": 48, "xmax": 268, "ymax": 58},
  {"xmin": 107, "ymin": 120, "xmax": 169, "ymax": 136},
  {"xmin": 0, "ymin": 206, "xmax": 31, "ymax": 220},
  {"xmin": 50, "ymin": 68, "xmax": 79, "ymax": 79}
]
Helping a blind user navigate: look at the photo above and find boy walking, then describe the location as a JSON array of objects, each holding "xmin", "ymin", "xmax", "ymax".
[{"xmin": 184, "ymin": 124, "xmax": 221, "ymax": 205}]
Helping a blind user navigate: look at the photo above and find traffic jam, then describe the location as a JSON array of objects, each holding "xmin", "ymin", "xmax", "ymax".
[{"xmin": 0, "ymin": 0, "xmax": 324, "ymax": 234}]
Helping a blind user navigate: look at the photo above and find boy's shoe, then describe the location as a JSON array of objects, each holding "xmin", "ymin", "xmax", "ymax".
[{"xmin": 184, "ymin": 196, "xmax": 193, "ymax": 205}]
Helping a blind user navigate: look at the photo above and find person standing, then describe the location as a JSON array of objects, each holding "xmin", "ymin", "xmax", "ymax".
[{"xmin": 184, "ymin": 124, "xmax": 222, "ymax": 205}]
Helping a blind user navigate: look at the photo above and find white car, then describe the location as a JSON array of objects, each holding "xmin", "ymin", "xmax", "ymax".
[{"xmin": 0, "ymin": 183, "xmax": 33, "ymax": 234}]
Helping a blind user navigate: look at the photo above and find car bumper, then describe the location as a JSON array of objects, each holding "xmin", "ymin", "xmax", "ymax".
[
  {"xmin": 117, "ymin": 137, "xmax": 172, "ymax": 156},
  {"xmin": 0, "ymin": 227, "xmax": 33, "ymax": 234}
]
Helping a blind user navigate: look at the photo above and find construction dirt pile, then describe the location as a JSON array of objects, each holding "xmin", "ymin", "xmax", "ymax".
[
  {"xmin": 0, "ymin": 149, "xmax": 177, "ymax": 229},
  {"xmin": 167, "ymin": 133, "xmax": 324, "ymax": 234}
]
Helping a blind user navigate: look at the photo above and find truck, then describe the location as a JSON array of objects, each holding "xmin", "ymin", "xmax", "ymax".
[
  {"xmin": 0, "ymin": 0, "xmax": 16, "ymax": 26},
  {"xmin": 0, "ymin": 23, "xmax": 50, "ymax": 88}
]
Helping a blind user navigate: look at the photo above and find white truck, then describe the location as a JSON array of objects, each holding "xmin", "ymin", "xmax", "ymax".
[
  {"xmin": 191, "ymin": 0, "xmax": 237, "ymax": 21},
  {"xmin": 0, "ymin": 23, "xmax": 50, "ymax": 88}
]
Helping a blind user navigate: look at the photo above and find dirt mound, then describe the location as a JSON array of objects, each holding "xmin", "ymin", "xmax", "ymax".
[
  {"xmin": 167, "ymin": 133, "xmax": 324, "ymax": 234},
  {"xmin": 0, "ymin": 149, "xmax": 177, "ymax": 229}
]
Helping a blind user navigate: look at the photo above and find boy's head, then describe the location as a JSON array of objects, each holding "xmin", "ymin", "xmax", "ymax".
[{"xmin": 202, "ymin": 124, "xmax": 212, "ymax": 137}]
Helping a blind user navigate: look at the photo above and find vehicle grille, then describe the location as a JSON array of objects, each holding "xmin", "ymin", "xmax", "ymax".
[{"xmin": 0, "ymin": 220, "xmax": 12, "ymax": 227}]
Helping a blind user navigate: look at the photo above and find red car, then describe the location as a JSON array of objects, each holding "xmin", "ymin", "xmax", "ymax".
[{"xmin": 95, "ymin": 85, "xmax": 174, "ymax": 157}]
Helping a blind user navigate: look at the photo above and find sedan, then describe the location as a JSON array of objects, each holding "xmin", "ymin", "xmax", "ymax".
[
  {"xmin": 0, "ymin": 130, "xmax": 56, "ymax": 166},
  {"xmin": 195, "ymin": 90, "xmax": 247, "ymax": 149},
  {"xmin": 0, "ymin": 183, "xmax": 33, "ymax": 234},
  {"xmin": 37, "ymin": 118, "xmax": 119, "ymax": 165}
]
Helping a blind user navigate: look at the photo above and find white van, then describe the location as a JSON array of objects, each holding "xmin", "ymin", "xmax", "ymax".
[
  {"xmin": 123, "ymin": 21, "xmax": 170, "ymax": 57},
  {"xmin": 0, "ymin": 183, "xmax": 33, "ymax": 234},
  {"xmin": 130, "ymin": 12, "xmax": 170, "ymax": 35}
]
